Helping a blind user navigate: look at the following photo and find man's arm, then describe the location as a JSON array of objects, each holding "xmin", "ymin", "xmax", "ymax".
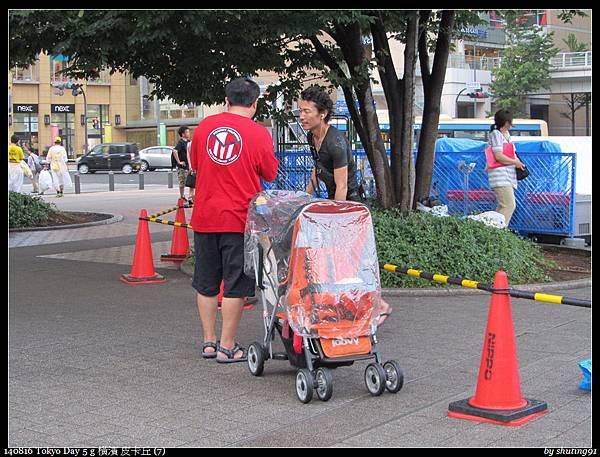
[
  {"xmin": 172, "ymin": 147, "xmax": 185, "ymax": 168},
  {"xmin": 257, "ymin": 130, "xmax": 279, "ymax": 182},
  {"xmin": 305, "ymin": 168, "xmax": 317, "ymax": 194},
  {"xmin": 333, "ymin": 166, "xmax": 348, "ymax": 200}
]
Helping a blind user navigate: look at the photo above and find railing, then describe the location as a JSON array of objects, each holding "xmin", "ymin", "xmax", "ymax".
[
  {"xmin": 550, "ymin": 51, "xmax": 592, "ymax": 69},
  {"xmin": 266, "ymin": 148, "xmax": 576, "ymax": 237},
  {"xmin": 445, "ymin": 51, "xmax": 591, "ymax": 72}
]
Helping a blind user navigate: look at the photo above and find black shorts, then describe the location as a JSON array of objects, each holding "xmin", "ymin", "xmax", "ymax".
[{"xmin": 192, "ymin": 232, "xmax": 255, "ymax": 298}]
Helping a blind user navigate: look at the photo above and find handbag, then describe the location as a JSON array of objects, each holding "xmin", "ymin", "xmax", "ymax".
[
  {"xmin": 516, "ymin": 162, "xmax": 529, "ymax": 181},
  {"xmin": 185, "ymin": 171, "xmax": 196, "ymax": 188}
]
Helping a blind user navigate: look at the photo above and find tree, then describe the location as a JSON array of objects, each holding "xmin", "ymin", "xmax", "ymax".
[
  {"xmin": 559, "ymin": 32, "xmax": 590, "ymax": 135},
  {"xmin": 489, "ymin": 10, "xmax": 559, "ymax": 117},
  {"xmin": 9, "ymin": 10, "xmax": 479, "ymax": 211},
  {"xmin": 560, "ymin": 93, "xmax": 591, "ymax": 136},
  {"xmin": 562, "ymin": 33, "xmax": 588, "ymax": 52}
]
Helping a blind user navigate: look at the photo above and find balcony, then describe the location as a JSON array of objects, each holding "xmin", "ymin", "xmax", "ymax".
[{"xmin": 12, "ymin": 63, "xmax": 40, "ymax": 83}]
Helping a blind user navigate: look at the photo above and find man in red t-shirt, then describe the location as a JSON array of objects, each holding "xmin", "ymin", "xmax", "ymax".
[{"xmin": 189, "ymin": 77, "xmax": 279, "ymax": 363}]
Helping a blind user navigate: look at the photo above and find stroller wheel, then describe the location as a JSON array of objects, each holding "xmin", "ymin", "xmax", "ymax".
[
  {"xmin": 247, "ymin": 342, "xmax": 266, "ymax": 376},
  {"xmin": 364, "ymin": 363, "xmax": 386, "ymax": 396},
  {"xmin": 383, "ymin": 360, "xmax": 404, "ymax": 393},
  {"xmin": 315, "ymin": 367, "xmax": 333, "ymax": 402},
  {"xmin": 295, "ymin": 368, "xmax": 314, "ymax": 403}
]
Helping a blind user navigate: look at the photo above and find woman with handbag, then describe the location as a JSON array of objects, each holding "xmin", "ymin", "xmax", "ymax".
[{"xmin": 486, "ymin": 109, "xmax": 526, "ymax": 226}]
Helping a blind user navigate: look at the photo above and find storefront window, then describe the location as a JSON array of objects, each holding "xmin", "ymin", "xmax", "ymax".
[
  {"xmin": 87, "ymin": 104, "xmax": 110, "ymax": 149},
  {"xmin": 13, "ymin": 113, "xmax": 39, "ymax": 152},
  {"xmin": 51, "ymin": 113, "xmax": 76, "ymax": 158}
]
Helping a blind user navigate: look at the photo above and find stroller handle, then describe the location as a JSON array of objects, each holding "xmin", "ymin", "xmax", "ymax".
[{"xmin": 257, "ymin": 244, "xmax": 265, "ymax": 291}]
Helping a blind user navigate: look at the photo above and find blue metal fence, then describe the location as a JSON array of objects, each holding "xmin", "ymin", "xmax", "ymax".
[{"xmin": 266, "ymin": 148, "xmax": 576, "ymax": 237}]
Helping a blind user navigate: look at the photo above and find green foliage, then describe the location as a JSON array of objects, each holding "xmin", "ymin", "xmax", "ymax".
[
  {"xmin": 562, "ymin": 33, "xmax": 588, "ymax": 52},
  {"xmin": 490, "ymin": 10, "xmax": 559, "ymax": 117},
  {"xmin": 371, "ymin": 208, "xmax": 550, "ymax": 288},
  {"xmin": 9, "ymin": 192, "xmax": 58, "ymax": 228}
]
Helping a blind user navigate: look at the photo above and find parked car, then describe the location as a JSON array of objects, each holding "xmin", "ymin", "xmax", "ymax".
[
  {"xmin": 138, "ymin": 146, "xmax": 175, "ymax": 172},
  {"xmin": 77, "ymin": 143, "xmax": 141, "ymax": 174}
]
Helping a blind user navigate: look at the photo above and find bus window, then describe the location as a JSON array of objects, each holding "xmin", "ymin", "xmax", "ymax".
[{"xmin": 454, "ymin": 130, "xmax": 487, "ymax": 141}]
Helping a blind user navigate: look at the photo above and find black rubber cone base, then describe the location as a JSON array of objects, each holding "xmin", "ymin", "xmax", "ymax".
[{"xmin": 448, "ymin": 398, "xmax": 548, "ymax": 426}]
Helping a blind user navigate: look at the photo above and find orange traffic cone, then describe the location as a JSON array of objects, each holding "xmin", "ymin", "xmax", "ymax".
[
  {"xmin": 161, "ymin": 198, "xmax": 190, "ymax": 263},
  {"xmin": 448, "ymin": 269, "xmax": 547, "ymax": 425},
  {"xmin": 217, "ymin": 281, "xmax": 255, "ymax": 310},
  {"xmin": 121, "ymin": 209, "xmax": 168, "ymax": 284}
]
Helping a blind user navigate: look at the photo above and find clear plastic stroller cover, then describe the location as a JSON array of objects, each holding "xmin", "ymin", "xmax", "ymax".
[{"xmin": 245, "ymin": 190, "xmax": 381, "ymax": 339}]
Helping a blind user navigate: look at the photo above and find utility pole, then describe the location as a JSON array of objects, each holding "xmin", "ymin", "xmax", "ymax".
[
  {"xmin": 473, "ymin": 42, "xmax": 477, "ymax": 118},
  {"xmin": 156, "ymin": 96, "xmax": 161, "ymax": 145}
]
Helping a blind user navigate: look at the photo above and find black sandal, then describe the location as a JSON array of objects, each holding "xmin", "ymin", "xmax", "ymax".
[
  {"xmin": 216, "ymin": 343, "xmax": 247, "ymax": 364},
  {"xmin": 201, "ymin": 341, "xmax": 218, "ymax": 359}
]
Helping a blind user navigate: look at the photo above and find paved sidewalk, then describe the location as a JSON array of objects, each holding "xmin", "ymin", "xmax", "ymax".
[{"xmin": 8, "ymin": 189, "xmax": 592, "ymax": 448}]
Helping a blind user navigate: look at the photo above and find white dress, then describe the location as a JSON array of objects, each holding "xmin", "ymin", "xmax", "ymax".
[{"xmin": 47, "ymin": 145, "xmax": 73, "ymax": 189}]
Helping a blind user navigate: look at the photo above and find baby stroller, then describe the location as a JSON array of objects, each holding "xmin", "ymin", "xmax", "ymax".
[{"xmin": 244, "ymin": 190, "xmax": 403, "ymax": 403}]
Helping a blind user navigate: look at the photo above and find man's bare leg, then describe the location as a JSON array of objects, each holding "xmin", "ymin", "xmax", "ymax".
[
  {"xmin": 197, "ymin": 293, "xmax": 219, "ymax": 354},
  {"xmin": 217, "ymin": 297, "xmax": 245, "ymax": 360}
]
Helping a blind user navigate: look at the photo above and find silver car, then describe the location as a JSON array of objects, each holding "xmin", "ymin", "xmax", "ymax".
[{"xmin": 138, "ymin": 146, "xmax": 174, "ymax": 172}]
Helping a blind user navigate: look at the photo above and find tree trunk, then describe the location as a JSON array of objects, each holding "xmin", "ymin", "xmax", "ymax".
[
  {"xmin": 370, "ymin": 13, "xmax": 404, "ymax": 209},
  {"xmin": 334, "ymin": 22, "xmax": 396, "ymax": 208},
  {"xmin": 413, "ymin": 10, "xmax": 455, "ymax": 208},
  {"xmin": 398, "ymin": 11, "xmax": 419, "ymax": 213}
]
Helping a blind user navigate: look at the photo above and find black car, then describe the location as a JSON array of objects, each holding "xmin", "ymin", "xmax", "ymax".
[{"xmin": 77, "ymin": 143, "xmax": 141, "ymax": 174}]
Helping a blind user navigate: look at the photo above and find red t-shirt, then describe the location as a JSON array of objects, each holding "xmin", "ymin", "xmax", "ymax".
[{"xmin": 190, "ymin": 112, "xmax": 279, "ymax": 233}]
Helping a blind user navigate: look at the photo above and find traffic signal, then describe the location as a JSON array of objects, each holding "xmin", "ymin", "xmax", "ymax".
[
  {"xmin": 467, "ymin": 90, "xmax": 490, "ymax": 99},
  {"xmin": 92, "ymin": 118, "xmax": 100, "ymax": 129}
]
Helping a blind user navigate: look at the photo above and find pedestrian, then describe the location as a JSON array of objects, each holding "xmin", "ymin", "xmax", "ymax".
[
  {"xmin": 189, "ymin": 77, "xmax": 279, "ymax": 362},
  {"xmin": 46, "ymin": 136, "xmax": 72, "ymax": 197},
  {"xmin": 299, "ymin": 85, "xmax": 392, "ymax": 326},
  {"xmin": 27, "ymin": 147, "xmax": 42, "ymax": 193},
  {"xmin": 171, "ymin": 125, "xmax": 192, "ymax": 201},
  {"xmin": 8, "ymin": 134, "xmax": 25, "ymax": 192},
  {"xmin": 185, "ymin": 139, "xmax": 195, "ymax": 204},
  {"xmin": 486, "ymin": 109, "xmax": 525, "ymax": 226}
]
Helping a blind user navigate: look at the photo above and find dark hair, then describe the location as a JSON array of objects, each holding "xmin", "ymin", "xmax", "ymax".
[
  {"xmin": 225, "ymin": 77, "xmax": 260, "ymax": 107},
  {"xmin": 11, "ymin": 134, "xmax": 19, "ymax": 144},
  {"xmin": 300, "ymin": 86, "xmax": 335, "ymax": 122},
  {"xmin": 177, "ymin": 126, "xmax": 189, "ymax": 137},
  {"xmin": 490, "ymin": 109, "xmax": 513, "ymax": 131}
]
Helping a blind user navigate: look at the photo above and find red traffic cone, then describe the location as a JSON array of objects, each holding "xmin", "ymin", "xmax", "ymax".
[
  {"xmin": 217, "ymin": 280, "xmax": 255, "ymax": 310},
  {"xmin": 448, "ymin": 269, "xmax": 547, "ymax": 425},
  {"xmin": 121, "ymin": 209, "xmax": 167, "ymax": 284},
  {"xmin": 161, "ymin": 198, "xmax": 190, "ymax": 263}
]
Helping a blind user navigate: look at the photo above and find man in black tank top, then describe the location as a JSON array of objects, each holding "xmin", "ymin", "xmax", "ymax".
[{"xmin": 299, "ymin": 86, "xmax": 363, "ymax": 202}]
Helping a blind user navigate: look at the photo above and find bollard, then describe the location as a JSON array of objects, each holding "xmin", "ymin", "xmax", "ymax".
[
  {"xmin": 74, "ymin": 173, "xmax": 81, "ymax": 194},
  {"xmin": 109, "ymin": 171, "xmax": 115, "ymax": 191},
  {"xmin": 167, "ymin": 170, "xmax": 173, "ymax": 189},
  {"xmin": 139, "ymin": 171, "xmax": 144, "ymax": 190}
]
